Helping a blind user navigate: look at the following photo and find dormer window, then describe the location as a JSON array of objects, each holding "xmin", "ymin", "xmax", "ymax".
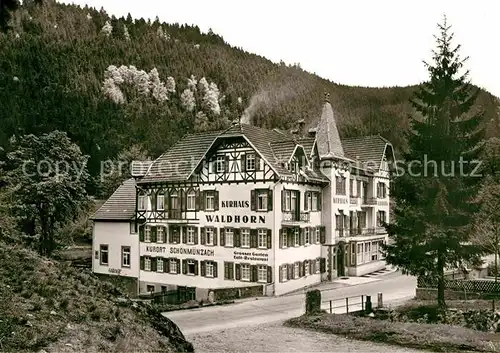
[
  {"xmin": 138, "ymin": 193, "xmax": 147, "ymax": 210},
  {"xmin": 246, "ymin": 153, "xmax": 256, "ymax": 171}
]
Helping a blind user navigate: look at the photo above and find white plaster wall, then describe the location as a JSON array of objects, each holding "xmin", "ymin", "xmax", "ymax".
[{"xmin": 93, "ymin": 221, "xmax": 139, "ymax": 278}]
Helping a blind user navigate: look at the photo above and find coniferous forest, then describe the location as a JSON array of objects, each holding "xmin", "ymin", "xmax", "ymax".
[{"xmin": 0, "ymin": 0, "xmax": 499, "ymax": 191}]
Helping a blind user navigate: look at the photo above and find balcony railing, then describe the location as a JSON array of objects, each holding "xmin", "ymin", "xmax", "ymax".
[
  {"xmin": 361, "ymin": 197, "xmax": 377, "ymax": 206},
  {"xmin": 168, "ymin": 209, "xmax": 182, "ymax": 220},
  {"xmin": 282, "ymin": 211, "xmax": 310, "ymax": 223},
  {"xmin": 376, "ymin": 226, "xmax": 387, "ymax": 234},
  {"xmin": 335, "ymin": 228, "xmax": 347, "ymax": 238}
]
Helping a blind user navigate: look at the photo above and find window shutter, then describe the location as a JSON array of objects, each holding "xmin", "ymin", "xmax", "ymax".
[
  {"xmin": 214, "ymin": 191, "xmax": 219, "ymax": 211},
  {"xmin": 287, "ymin": 264, "xmax": 292, "ymax": 280},
  {"xmin": 229, "ymin": 262, "xmax": 234, "ymax": 280},
  {"xmin": 279, "ymin": 229, "xmax": 283, "ymax": 249},
  {"xmin": 317, "ymin": 192, "xmax": 322, "ymax": 210},
  {"xmin": 151, "ymin": 227, "xmax": 157, "ymax": 243},
  {"xmin": 309, "ymin": 260, "xmax": 313, "ymax": 275},
  {"xmin": 176, "ymin": 259, "xmax": 181, "ymax": 274},
  {"xmin": 279, "ymin": 265, "xmax": 283, "ymax": 282},
  {"xmin": 165, "ymin": 258, "xmax": 169, "ymax": 273},
  {"xmin": 250, "ymin": 229, "xmax": 258, "ymax": 248},
  {"xmin": 311, "ymin": 259, "xmax": 316, "ymax": 274},
  {"xmin": 281, "ymin": 190, "xmax": 285, "ymax": 211},
  {"xmin": 180, "ymin": 189, "xmax": 186, "ymax": 211},
  {"xmin": 250, "ymin": 190, "xmax": 256, "ymax": 211},
  {"xmin": 304, "ymin": 192, "xmax": 308, "ymax": 211},
  {"xmin": 151, "ymin": 193, "xmax": 157, "ymax": 211},
  {"xmin": 201, "ymin": 228, "xmax": 206, "ymax": 245},
  {"xmin": 224, "ymin": 262, "xmax": 229, "ymax": 279},
  {"xmin": 151, "ymin": 257, "xmax": 157, "ymax": 272},
  {"xmin": 296, "ymin": 191, "xmax": 301, "ymax": 220},
  {"xmin": 201, "ymin": 260, "xmax": 206, "ymax": 277},
  {"xmin": 267, "ymin": 229, "xmax": 272, "ymax": 249},
  {"xmin": 182, "ymin": 227, "xmax": 187, "ymax": 244},
  {"xmin": 198, "ymin": 190, "xmax": 204, "ymax": 211},
  {"xmin": 194, "ymin": 260, "xmax": 199, "ymax": 275},
  {"xmin": 139, "ymin": 225, "xmax": 145, "ymax": 242},
  {"xmin": 213, "ymin": 261, "xmax": 218, "ymax": 278},
  {"xmin": 176, "ymin": 229, "xmax": 181, "ymax": 244},
  {"xmin": 220, "ymin": 228, "xmax": 225, "ymax": 246},
  {"xmin": 299, "ymin": 228, "xmax": 305, "ymax": 246},
  {"xmin": 241, "ymin": 154, "xmax": 246, "ymax": 172},
  {"xmin": 287, "ymin": 229, "xmax": 293, "ymax": 247},
  {"xmin": 168, "ymin": 226, "xmax": 173, "ymax": 243},
  {"xmin": 255, "ymin": 154, "xmax": 261, "ymax": 171},
  {"xmin": 213, "ymin": 228, "xmax": 218, "ymax": 246},
  {"xmin": 320, "ymin": 226, "xmax": 326, "ymax": 244},
  {"xmin": 235, "ymin": 263, "xmax": 241, "ymax": 280},
  {"xmin": 320, "ymin": 258, "xmax": 326, "ymax": 273},
  {"xmin": 140, "ymin": 256, "xmax": 145, "ymax": 270},
  {"xmin": 251, "ymin": 265, "xmax": 258, "ymax": 282},
  {"xmin": 267, "ymin": 190, "xmax": 273, "ymax": 211},
  {"xmin": 225, "ymin": 155, "xmax": 230, "ymax": 172},
  {"xmin": 234, "ymin": 229, "xmax": 241, "ymax": 247},
  {"xmin": 267, "ymin": 266, "xmax": 272, "ymax": 283}
]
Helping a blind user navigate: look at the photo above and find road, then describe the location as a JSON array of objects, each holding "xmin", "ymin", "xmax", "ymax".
[{"xmin": 165, "ymin": 272, "xmax": 416, "ymax": 335}]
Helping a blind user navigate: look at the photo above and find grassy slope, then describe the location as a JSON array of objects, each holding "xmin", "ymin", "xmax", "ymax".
[{"xmin": 0, "ymin": 242, "xmax": 193, "ymax": 352}]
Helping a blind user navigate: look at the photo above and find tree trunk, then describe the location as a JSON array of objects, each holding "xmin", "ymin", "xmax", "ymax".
[{"xmin": 437, "ymin": 251, "xmax": 446, "ymax": 309}]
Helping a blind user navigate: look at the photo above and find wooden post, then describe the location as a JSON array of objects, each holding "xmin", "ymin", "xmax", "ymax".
[
  {"xmin": 346, "ymin": 297, "xmax": 349, "ymax": 314},
  {"xmin": 329, "ymin": 300, "xmax": 332, "ymax": 314},
  {"xmin": 361, "ymin": 295, "xmax": 364, "ymax": 311},
  {"xmin": 365, "ymin": 295, "xmax": 372, "ymax": 314},
  {"xmin": 377, "ymin": 292, "xmax": 383, "ymax": 308}
]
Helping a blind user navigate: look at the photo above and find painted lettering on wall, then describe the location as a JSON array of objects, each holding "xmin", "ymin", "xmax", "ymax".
[
  {"xmin": 170, "ymin": 247, "xmax": 215, "ymax": 257},
  {"xmin": 108, "ymin": 268, "xmax": 122, "ymax": 274},
  {"xmin": 205, "ymin": 215, "xmax": 265, "ymax": 224},
  {"xmin": 233, "ymin": 250, "xmax": 269, "ymax": 262},
  {"xmin": 145, "ymin": 245, "xmax": 167, "ymax": 253},
  {"xmin": 221, "ymin": 200, "xmax": 250, "ymax": 208}
]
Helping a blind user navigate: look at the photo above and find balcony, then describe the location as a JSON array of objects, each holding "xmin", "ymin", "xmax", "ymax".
[
  {"xmin": 282, "ymin": 211, "xmax": 310, "ymax": 223},
  {"xmin": 361, "ymin": 197, "xmax": 377, "ymax": 206},
  {"xmin": 168, "ymin": 209, "xmax": 183, "ymax": 220},
  {"xmin": 376, "ymin": 226, "xmax": 387, "ymax": 234}
]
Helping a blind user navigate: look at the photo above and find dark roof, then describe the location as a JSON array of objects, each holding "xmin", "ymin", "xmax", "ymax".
[
  {"xmin": 342, "ymin": 135, "xmax": 391, "ymax": 170},
  {"xmin": 270, "ymin": 140, "xmax": 297, "ymax": 163},
  {"xmin": 297, "ymin": 138, "xmax": 315, "ymax": 158},
  {"xmin": 315, "ymin": 102, "xmax": 345, "ymax": 159},
  {"xmin": 92, "ymin": 178, "xmax": 136, "ymax": 220}
]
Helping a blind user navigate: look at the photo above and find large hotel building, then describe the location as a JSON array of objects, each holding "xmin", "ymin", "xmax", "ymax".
[{"xmin": 92, "ymin": 96, "xmax": 394, "ymax": 298}]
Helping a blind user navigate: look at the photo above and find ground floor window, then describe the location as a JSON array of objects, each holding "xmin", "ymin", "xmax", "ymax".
[
  {"xmin": 161, "ymin": 285, "xmax": 167, "ymax": 292},
  {"xmin": 100, "ymin": 244, "xmax": 108, "ymax": 265},
  {"xmin": 304, "ymin": 260, "xmax": 309, "ymax": 275},
  {"xmin": 257, "ymin": 265, "xmax": 267, "ymax": 282},
  {"xmin": 146, "ymin": 285, "xmax": 155, "ymax": 293},
  {"xmin": 353, "ymin": 239, "xmax": 384, "ymax": 265},
  {"xmin": 241, "ymin": 264, "xmax": 251, "ymax": 281},
  {"xmin": 122, "ymin": 246, "xmax": 131, "ymax": 267},
  {"xmin": 294, "ymin": 262, "xmax": 300, "ymax": 278},
  {"xmin": 281, "ymin": 265, "xmax": 288, "ymax": 282}
]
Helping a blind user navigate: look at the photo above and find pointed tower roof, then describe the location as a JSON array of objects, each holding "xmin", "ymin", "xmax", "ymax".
[{"xmin": 315, "ymin": 93, "xmax": 345, "ymax": 159}]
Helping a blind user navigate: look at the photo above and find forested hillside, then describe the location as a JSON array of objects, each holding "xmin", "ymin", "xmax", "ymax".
[{"xmin": 1, "ymin": 0, "xmax": 498, "ymax": 184}]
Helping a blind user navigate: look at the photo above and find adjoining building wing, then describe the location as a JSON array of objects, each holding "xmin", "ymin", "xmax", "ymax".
[{"xmin": 92, "ymin": 178, "xmax": 136, "ymax": 221}]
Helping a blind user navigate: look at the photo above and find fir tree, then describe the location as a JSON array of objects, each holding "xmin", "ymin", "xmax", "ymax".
[
  {"xmin": 383, "ymin": 16, "xmax": 485, "ymax": 308},
  {"xmin": 0, "ymin": 0, "xmax": 19, "ymax": 32}
]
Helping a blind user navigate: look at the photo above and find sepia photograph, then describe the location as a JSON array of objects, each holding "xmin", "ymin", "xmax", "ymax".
[{"xmin": 0, "ymin": 0, "xmax": 499, "ymax": 352}]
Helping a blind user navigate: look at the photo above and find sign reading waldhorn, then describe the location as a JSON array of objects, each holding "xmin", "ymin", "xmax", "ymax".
[
  {"xmin": 233, "ymin": 250, "xmax": 269, "ymax": 262},
  {"xmin": 144, "ymin": 245, "xmax": 215, "ymax": 257}
]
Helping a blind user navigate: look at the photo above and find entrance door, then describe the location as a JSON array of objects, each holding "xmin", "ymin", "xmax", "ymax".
[{"xmin": 337, "ymin": 245, "xmax": 345, "ymax": 277}]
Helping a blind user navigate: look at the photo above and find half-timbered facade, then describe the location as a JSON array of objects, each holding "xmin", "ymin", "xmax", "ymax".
[{"xmin": 92, "ymin": 95, "xmax": 395, "ymax": 298}]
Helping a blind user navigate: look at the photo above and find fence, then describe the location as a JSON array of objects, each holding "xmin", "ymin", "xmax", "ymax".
[
  {"xmin": 143, "ymin": 286, "xmax": 196, "ymax": 305},
  {"xmin": 418, "ymin": 276, "xmax": 500, "ymax": 293},
  {"xmin": 322, "ymin": 294, "xmax": 375, "ymax": 314}
]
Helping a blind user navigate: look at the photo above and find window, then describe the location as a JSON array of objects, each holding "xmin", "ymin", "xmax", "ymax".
[
  {"xmin": 157, "ymin": 192, "xmax": 164, "ymax": 210},
  {"xmin": 187, "ymin": 227, "xmax": 195, "ymax": 244},
  {"xmin": 377, "ymin": 211, "xmax": 386, "ymax": 226},
  {"xmin": 206, "ymin": 228, "xmax": 215, "ymax": 245},
  {"xmin": 157, "ymin": 226, "xmax": 164, "ymax": 243},
  {"xmin": 170, "ymin": 191, "xmax": 179, "ymax": 210},
  {"xmin": 282, "ymin": 229, "xmax": 288, "ymax": 248},
  {"xmin": 241, "ymin": 264, "xmax": 250, "ymax": 281},
  {"xmin": 285, "ymin": 191, "xmax": 291, "ymax": 211},
  {"xmin": 206, "ymin": 261, "xmax": 214, "ymax": 277},
  {"xmin": 257, "ymin": 265, "xmax": 267, "ymax": 282},
  {"xmin": 304, "ymin": 261, "xmax": 309, "ymax": 275},
  {"xmin": 187, "ymin": 190, "xmax": 196, "ymax": 210},
  {"xmin": 372, "ymin": 241, "xmax": 379, "ymax": 261},
  {"xmin": 294, "ymin": 228, "xmax": 299, "ymax": 247},
  {"xmin": 138, "ymin": 193, "xmax": 147, "ymax": 210},
  {"xmin": 312, "ymin": 193, "xmax": 318, "ymax": 211},
  {"xmin": 294, "ymin": 263, "xmax": 300, "ymax": 278},
  {"xmin": 336, "ymin": 176, "xmax": 346, "ymax": 195},
  {"xmin": 100, "ymin": 245, "xmax": 108, "ymax": 265},
  {"xmin": 281, "ymin": 265, "xmax": 288, "ymax": 282},
  {"xmin": 145, "ymin": 226, "xmax": 151, "ymax": 242},
  {"xmin": 205, "ymin": 191, "xmax": 215, "ymax": 211},
  {"xmin": 304, "ymin": 228, "xmax": 310, "ymax": 245},
  {"xmin": 130, "ymin": 221, "xmax": 136, "ymax": 234},
  {"xmin": 357, "ymin": 180, "xmax": 362, "ymax": 198},
  {"xmin": 315, "ymin": 228, "xmax": 320, "ymax": 244},
  {"xmin": 170, "ymin": 259, "xmax": 178, "ymax": 273},
  {"xmin": 161, "ymin": 286, "xmax": 167, "ymax": 292},
  {"xmin": 216, "ymin": 155, "xmax": 225, "ymax": 173},
  {"xmin": 146, "ymin": 285, "xmax": 155, "ymax": 293},
  {"xmin": 377, "ymin": 182, "xmax": 387, "ymax": 198},
  {"xmin": 357, "ymin": 243, "xmax": 363, "ymax": 264},
  {"xmin": 246, "ymin": 153, "xmax": 256, "ymax": 170},
  {"xmin": 257, "ymin": 190, "xmax": 268, "ymax": 211},
  {"xmin": 258, "ymin": 229, "xmax": 267, "ymax": 249},
  {"xmin": 351, "ymin": 244, "xmax": 356, "ymax": 265},
  {"xmin": 350, "ymin": 179, "xmax": 355, "ymax": 197},
  {"xmin": 122, "ymin": 246, "xmax": 130, "ymax": 267},
  {"xmin": 315, "ymin": 258, "xmax": 320, "ymax": 273},
  {"xmin": 306, "ymin": 192, "xmax": 312, "ymax": 211},
  {"xmin": 225, "ymin": 228, "xmax": 234, "ymax": 247},
  {"xmin": 241, "ymin": 229, "xmax": 250, "ymax": 248},
  {"xmin": 187, "ymin": 260, "xmax": 196, "ymax": 275},
  {"xmin": 365, "ymin": 242, "xmax": 371, "ymax": 260},
  {"xmin": 144, "ymin": 257, "xmax": 151, "ymax": 271},
  {"xmin": 157, "ymin": 258, "xmax": 163, "ymax": 272},
  {"xmin": 291, "ymin": 192, "xmax": 297, "ymax": 211}
]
